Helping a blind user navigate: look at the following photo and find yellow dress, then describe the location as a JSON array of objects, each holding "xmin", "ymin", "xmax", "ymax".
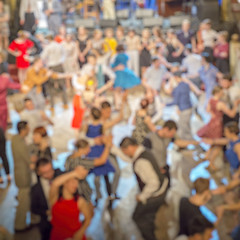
[{"xmin": 104, "ymin": 37, "xmax": 118, "ymax": 55}]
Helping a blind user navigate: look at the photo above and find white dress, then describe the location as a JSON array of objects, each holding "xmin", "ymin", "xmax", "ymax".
[{"xmin": 62, "ymin": 41, "xmax": 80, "ymax": 73}]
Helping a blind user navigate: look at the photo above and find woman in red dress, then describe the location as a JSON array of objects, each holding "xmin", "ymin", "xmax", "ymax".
[
  {"xmin": 8, "ymin": 31, "xmax": 34, "ymax": 84},
  {"xmin": 49, "ymin": 167, "xmax": 91, "ymax": 240},
  {"xmin": 198, "ymin": 85, "xmax": 240, "ymax": 170}
]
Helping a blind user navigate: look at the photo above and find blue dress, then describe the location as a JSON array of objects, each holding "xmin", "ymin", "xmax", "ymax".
[
  {"xmin": 86, "ymin": 124, "xmax": 115, "ymax": 176},
  {"xmin": 225, "ymin": 138, "xmax": 240, "ymax": 170},
  {"xmin": 112, "ymin": 53, "xmax": 141, "ymax": 89}
]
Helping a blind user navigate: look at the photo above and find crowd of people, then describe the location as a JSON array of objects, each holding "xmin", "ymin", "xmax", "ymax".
[{"xmin": 0, "ymin": 0, "xmax": 240, "ymax": 240}]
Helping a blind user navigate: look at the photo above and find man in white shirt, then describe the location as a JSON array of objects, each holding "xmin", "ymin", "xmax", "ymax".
[
  {"xmin": 201, "ymin": 19, "xmax": 218, "ymax": 62},
  {"xmin": 142, "ymin": 56, "xmax": 167, "ymax": 95},
  {"xmin": 41, "ymin": 34, "xmax": 68, "ymax": 113},
  {"xmin": 20, "ymin": 0, "xmax": 40, "ymax": 34},
  {"xmin": 120, "ymin": 137, "xmax": 169, "ymax": 240},
  {"xmin": 182, "ymin": 44, "xmax": 202, "ymax": 87}
]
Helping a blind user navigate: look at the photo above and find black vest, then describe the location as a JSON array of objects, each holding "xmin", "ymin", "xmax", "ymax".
[{"xmin": 133, "ymin": 149, "xmax": 167, "ymax": 195}]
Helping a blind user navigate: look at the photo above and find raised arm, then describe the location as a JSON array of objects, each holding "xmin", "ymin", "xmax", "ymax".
[
  {"xmin": 49, "ymin": 167, "xmax": 88, "ymax": 207},
  {"xmin": 217, "ymin": 99, "xmax": 240, "ymax": 118}
]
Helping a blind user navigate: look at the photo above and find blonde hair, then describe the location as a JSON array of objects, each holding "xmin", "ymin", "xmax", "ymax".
[
  {"xmin": 212, "ymin": 85, "xmax": 223, "ymax": 95},
  {"xmin": 219, "ymin": 31, "xmax": 228, "ymax": 41},
  {"xmin": 93, "ymin": 29, "xmax": 102, "ymax": 37}
]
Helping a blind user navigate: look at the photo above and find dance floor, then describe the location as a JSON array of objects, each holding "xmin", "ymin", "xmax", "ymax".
[{"xmin": 0, "ymin": 90, "xmax": 224, "ymax": 240}]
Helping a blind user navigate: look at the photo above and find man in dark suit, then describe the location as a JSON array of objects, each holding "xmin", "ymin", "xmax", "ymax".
[{"xmin": 31, "ymin": 158, "xmax": 62, "ymax": 240}]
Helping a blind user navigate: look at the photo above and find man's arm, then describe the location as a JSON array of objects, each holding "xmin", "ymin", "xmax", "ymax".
[
  {"xmin": 174, "ymin": 139, "xmax": 199, "ymax": 148},
  {"xmin": 201, "ymin": 138, "xmax": 229, "ymax": 146},
  {"xmin": 232, "ymin": 143, "xmax": 240, "ymax": 178}
]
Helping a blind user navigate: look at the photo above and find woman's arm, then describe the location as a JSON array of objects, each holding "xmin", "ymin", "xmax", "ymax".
[
  {"xmin": 73, "ymin": 197, "xmax": 92, "ymax": 240},
  {"xmin": 93, "ymin": 136, "xmax": 112, "ymax": 166},
  {"xmin": 144, "ymin": 116, "xmax": 157, "ymax": 132},
  {"xmin": 217, "ymin": 101, "xmax": 239, "ymax": 118},
  {"xmin": 49, "ymin": 167, "xmax": 88, "ymax": 207}
]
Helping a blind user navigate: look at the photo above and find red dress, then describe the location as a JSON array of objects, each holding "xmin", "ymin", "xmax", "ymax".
[
  {"xmin": 8, "ymin": 39, "xmax": 34, "ymax": 69},
  {"xmin": 0, "ymin": 76, "xmax": 20, "ymax": 130},
  {"xmin": 50, "ymin": 197, "xmax": 86, "ymax": 240},
  {"xmin": 197, "ymin": 98, "xmax": 223, "ymax": 139},
  {"xmin": 71, "ymin": 95, "xmax": 85, "ymax": 129}
]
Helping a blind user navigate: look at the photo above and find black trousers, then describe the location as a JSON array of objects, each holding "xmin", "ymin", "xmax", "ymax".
[
  {"xmin": 0, "ymin": 128, "xmax": 9, "ymax": 177},
  {"xmin": 38, "ymin": 218, "xmax": 52, "ymax": 240},
  {"xmin": 133, "ymin": 194, "xmax": 166, "ymax": 240}
]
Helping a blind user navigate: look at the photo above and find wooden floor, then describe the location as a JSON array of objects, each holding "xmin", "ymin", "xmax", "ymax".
[{"xmin": 0, "ymin": 91, "xmax": 233, "ymax": 240}]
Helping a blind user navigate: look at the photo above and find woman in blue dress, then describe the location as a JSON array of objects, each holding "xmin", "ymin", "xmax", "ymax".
[
  {"xmin": 112, "ymin": 44, "xmax": 141, "ymax": 89},
  {"xmin": 85, "ymin": 107, "xmax": 115, "ymax": 204},
  {"xmin": 112, "ymin": 44, "xmax": 141, "ymax": 109}
]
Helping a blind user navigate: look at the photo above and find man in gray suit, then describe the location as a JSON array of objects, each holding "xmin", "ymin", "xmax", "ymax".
[
  {"xmin": 19, "ymin": 0, "xmax": 40, "ymax": 34},
  {"xmin": 11, "ymin": 121, "xmax": 31, "ymax": 231}
]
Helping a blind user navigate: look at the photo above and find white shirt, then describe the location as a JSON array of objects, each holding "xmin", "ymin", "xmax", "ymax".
[
  {"xmin": 202, "ymin": 29, "xmax": 218, "ymax": 48},
  {"xmin": 182, "ymin": 53, "xmax": 202, "ymax": 75},
  {"xmin": 144, "ymin": 65, "xmax": 167, "ymax": 91},
  {"xmin": 133, "ymin": 146, "xmax": 169, "ymax": 203},
  {"xmin": 41, "ymin": 41, "xmax": 65, "ymax": 67}
]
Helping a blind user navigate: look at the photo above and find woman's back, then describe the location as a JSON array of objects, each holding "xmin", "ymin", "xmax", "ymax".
[{"xmin": 210, "ymin": 98, "xmax": 223, "ymax": 118}]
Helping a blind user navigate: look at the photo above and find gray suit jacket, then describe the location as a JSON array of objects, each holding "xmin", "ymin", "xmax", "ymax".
[
  {"xmin": 19, "ymin": 0, "xmax": 40, "ymax": 21},
  {"xmin": 11, "ymin": 135, "xmax": 31, "ymax": 188}
]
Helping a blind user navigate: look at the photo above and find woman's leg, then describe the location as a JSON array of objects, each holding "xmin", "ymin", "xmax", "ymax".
[
  {"xmin": 114, "ymin": 88, "xmax": 122, "ymax": 110},
  {"xmin": 18, "ymin": 68, "xmax": 27, "ymax": 85},
  {"xmin": 104, "ymin": 175, "xmax": 112, "ymax": 197},
  {"xmin": 3, "ymin": 36, "xmax": 8, "ymax": 50}
]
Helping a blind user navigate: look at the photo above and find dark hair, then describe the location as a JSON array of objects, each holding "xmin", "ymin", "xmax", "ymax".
[
  {"xmin": 188, "ymin": 215, "xmax": 214, "ymax": 236},
  {"xmin": 222, "ymin": 73, "xmax": 232, "ymax": 82},
  {"xmin": 101, "ymin": 101, "xmax": 111, "ymax": 109},
  {"xmin": 140, "ymin": 98, "xmax": 149, "ymax": 109},
  {"xmin": 185, "ymin": 43, "xmax": 192, "ymax": 53},
  {"xmin": 163, "ymin": 120, "xmax": 178, "ymax": 131},
  {"xmin": 75, "ymin": 139, "xmax": 89, "ymax": 149},
  {"xmin": 91, "ymin": 107, "xmax": 101, "ymax": 120},
  {"xmin": 17, "ymin": 121, "xmax": 28, "ymax": 133},
  {"xmin": 151, "ymin": 56, "xmax": 159, "ymax": 63},
  {"xmin": 24, "ymin": 97, "xmax": 32, "ymax": 102},
  {"xmin": 193, "ymin": 178, "xmax": 210, "ymax": 194},
  {"xmin": 224, "ymin": 121, "xmax": 239, "ymax": 135},
  {"xmin": 33, "ymin": 126, "xmax": 48, "ymax": 137},
  {"xmin": 201, "ymin": 52, "xmax": 211, "ymax": 63},
  {"xmin": 87, "ymin": 53, "xmax": 96, "ymax": 59},
  {"xmin": 116, "ymin": 44, "xmax": 125, "ymax": 53},
  {"xmin": 120, "ymin": 137, "xmax": 138, "ymax": 148},
  {"xmin": 36, "ymin": 158, "xmax": 52, "ymax": 170}
]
